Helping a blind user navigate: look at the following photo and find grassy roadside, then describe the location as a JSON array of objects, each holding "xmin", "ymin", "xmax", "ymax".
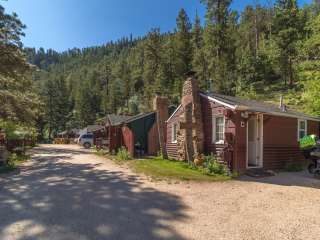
[
  {"xmin": 0, "ymin": 154, "xmax": 30, "ymax": 174},
  {"xmin": 95, "ymin": 149, "xmax": 231, "ymax": 182},
  {"xmin": 129, "ymin": 158, "xmax": 231, "ymax": 181}
]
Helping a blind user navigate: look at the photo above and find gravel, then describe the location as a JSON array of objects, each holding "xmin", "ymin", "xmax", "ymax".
[{"xmin": 0, "ymin": 144, "xmax": 319, "ymax": 240}]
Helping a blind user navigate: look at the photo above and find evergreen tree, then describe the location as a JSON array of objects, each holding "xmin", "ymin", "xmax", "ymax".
[
  {"xmin": 191, "ymin": 12, "xmax": 209, "ymax": 90},
  {"xmin": 42, "ymin": 76, "xmax": 70, "ymax": 138},
  {"xmin": 202, "ymin": 0, "xmax": 237, "ymax": 94},
  {"xmin": 273, "ymin": 0, "xmax": 302, "ymax": 86},
  {"xmin": 0, "ymin": 5, "xmax": 39, "ymax": 123},
  {"xmin": 175, "ymin": 8, "xmax": 192, "ymax": 94},
  {"xmin": 143, "ymin": 28, "xmax": 162, "ymax": 107}
]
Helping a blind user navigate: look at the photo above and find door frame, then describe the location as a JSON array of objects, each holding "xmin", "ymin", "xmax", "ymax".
[{"xmin": 246, "ymin": 114, "xmax": 264, "ymax": 169}]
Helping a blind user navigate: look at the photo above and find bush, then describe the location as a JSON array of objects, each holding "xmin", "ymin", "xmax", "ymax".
[
  {"xmin": 7, "ymin": 153, "xmax": 18, "ymax": 168},
  {"xmin": 285, "ymin": 163, "xmax": 304, "ymax": 172},
  {"xmin": 12, "ymin": 147, "xmax": 25, "ymax": 155},
  {"xmin": 116, "ymin": 147, "xmax": 131, "ymax": 161},
  {"xmin": 203, "ymin": 154, "xmax": 229, "ymax": 176}
]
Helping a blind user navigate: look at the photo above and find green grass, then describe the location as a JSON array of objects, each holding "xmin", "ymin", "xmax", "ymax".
[
  {"xmin": 0, "ymin": 164, "xmax": 16, "ymax": 174},
  {"xmin": 129, "ymin": 158, "xmax": 231, "ymax": 182},
  {"xmin": 0, "ymin": 154, "xmax": 30, "ymax": 175}
]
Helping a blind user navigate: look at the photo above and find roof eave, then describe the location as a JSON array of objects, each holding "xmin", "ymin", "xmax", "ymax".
[{"xmin": 166, "ymin": 104, "xmax": 182, "ymax": 122}]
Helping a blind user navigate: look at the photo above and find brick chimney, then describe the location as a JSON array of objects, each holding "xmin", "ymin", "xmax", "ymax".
[
  {"xmin": 153, "ymin": 94, "xmax": 169, "ymax": 159},
  {"xmin": 177, "ymin": 71, "xmax": 204, "ymax": 164}
]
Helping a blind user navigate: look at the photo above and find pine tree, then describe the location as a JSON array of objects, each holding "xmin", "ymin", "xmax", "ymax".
[
  {"xmin": 202, "ymin": 0, "xmax": 237, "ymax": 94},
  {"xmin": 0, "ymin": 5, "xmax": 38, "ymax": 123},
  {"xmin": 175, "ymin": 9, "xmax": 192, "ymax": 94},
  {"xmin": 192, "ymin": 12, "xmax": 209, "ymax": 90},
  {"xmin": 273, "ymin": 0, "xmax": 302, "ymax": 86},
  {"xmin": 143, "ymin": 28, "xmax": 162, "ymax": 107}
]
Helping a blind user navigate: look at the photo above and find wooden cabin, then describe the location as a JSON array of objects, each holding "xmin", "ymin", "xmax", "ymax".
[{"xmin": 166, "ymin": 72, "xmax": 320, "ymax": 173}]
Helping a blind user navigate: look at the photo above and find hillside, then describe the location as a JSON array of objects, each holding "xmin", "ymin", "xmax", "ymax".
[{"xmin": 22, "ymin": 1, "xmax": 320, "ymax": 139}]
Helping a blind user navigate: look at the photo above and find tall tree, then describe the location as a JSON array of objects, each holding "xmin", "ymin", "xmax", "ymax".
[
  {"xmin": 0, "ymin": 5, "xmax": 38, "ymax": 123},
  {"xmin": 202, "ymin": 0, "xmax": 237, "ymax": 94},
  {"xmin": 192, "ymin": 12, "xmax": 209, "ymax": 90},
  {"xmin": 273, "ymin": 0, "xmax": 302, "ymax": 86},
  {"xmin": 42, "ymin": 75, "xmax": 70, "ymax": 138},
  {"xmin": 175, "ymin": 8, "xmax": 192, "ymax": 93},
  {"xmin": 143, "ymin": 28, "xmax": 163, "ymax": 107}
]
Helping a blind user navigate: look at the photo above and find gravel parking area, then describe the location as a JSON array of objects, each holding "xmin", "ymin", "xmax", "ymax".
[{"xmin": 0, "ymin": 144, "xmax": 319, "ymax": 240}]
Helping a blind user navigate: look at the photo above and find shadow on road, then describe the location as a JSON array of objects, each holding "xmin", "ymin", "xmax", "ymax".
[
  {"xmin": 238, "ymin": 171, "xmax": 320, "ymax": 189},
  {"xmin": 0, "ymin": 145, "xmax": 188, "ymax": 240}
]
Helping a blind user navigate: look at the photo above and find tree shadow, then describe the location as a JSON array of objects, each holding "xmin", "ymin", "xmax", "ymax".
[
  {"xmin": 0, "ymin": 146, "xmax": 188, "ymax": 240},
  {"xmin": 238, "ymin": 171, "xmax": 320, "ymax": 189}
]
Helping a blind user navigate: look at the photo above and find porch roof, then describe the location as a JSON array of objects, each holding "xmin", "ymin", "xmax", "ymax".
[{"xmin": 201, "ymin": 92, "xmax": 320, "ymax": 122}]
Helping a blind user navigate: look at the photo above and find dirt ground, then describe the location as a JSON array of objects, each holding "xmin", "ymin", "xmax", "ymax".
[{"xmin": 0, "ymin": 144, "xmax": 320, "ymax": 240}]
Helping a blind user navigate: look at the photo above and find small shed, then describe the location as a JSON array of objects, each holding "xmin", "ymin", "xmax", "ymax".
[
  {"xmin": 101, "ymin": 114, "xmax": 132, "ymax": 152},
  {"xmin": 122, "ymin": 112, "xmax": 158, "ymax": 157}
]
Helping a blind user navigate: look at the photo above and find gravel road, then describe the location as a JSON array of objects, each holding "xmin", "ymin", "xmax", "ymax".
[{"xmin": 0, "ymin": 144, "xmax": 319, "ymax": 240}]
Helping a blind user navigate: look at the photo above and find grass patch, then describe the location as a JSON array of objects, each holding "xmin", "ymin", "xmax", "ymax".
[
  {"xmin": 129, "ymin": 158, "xmax": 231, "ymax": 182},
  {"xmin": 0, "ymin": 153, "xmax": 30, "ymax": 175}
]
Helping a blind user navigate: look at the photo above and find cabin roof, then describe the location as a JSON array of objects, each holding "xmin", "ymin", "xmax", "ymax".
[
  {"xmin": 124, "ymin": 112, "xmax": 155, "ymax": 124},
  {"xmin": 107, "ymin": 114, "xmax": 132, "ymax": 126},
  {"xmin": 201, "ymin": 92, "xmax": 320, "ymax": 122},
  {"xmin": 86, "ymin": 125, "xmax": 105, "ymax": 133}
]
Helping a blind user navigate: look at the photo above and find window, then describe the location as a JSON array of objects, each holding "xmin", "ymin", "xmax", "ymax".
[
  {"xmin": 298, "ymin": 119, "xmax": 307, "ymax": 141},
  {"xmin": 172, "ymin": 123, "xmax": 178, "ymax": 143},
  {"xmin": 213, "ymin": 116, "xmax": 225, "ymax": 143}
]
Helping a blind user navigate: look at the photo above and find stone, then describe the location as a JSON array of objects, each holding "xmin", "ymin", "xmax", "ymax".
[{"xmin": 176, "ymin": 72, "xmax": 204, "ymax": 163}]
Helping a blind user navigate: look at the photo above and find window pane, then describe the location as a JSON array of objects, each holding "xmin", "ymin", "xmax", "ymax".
[
  {"xmin": 299, "ymin": 130, "xmax": 306, "ymax": 139},
  {"xmin": 300, "ymin": 121, "xmax": 306, "ymax": 130},
  {"xmin": 215, "ymin": 117, "xmax": 224, "ymax": 141},
  {"xmin": 172, "ymin": 124, "xmax": 177, "ymax": 142}
]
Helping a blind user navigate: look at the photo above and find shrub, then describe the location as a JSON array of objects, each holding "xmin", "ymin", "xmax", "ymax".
[
  {"xmin": 116, "ymin": 147, "xmax": 131, "ymax": 161},
  {"xmin": 285, "ymin": 163, "xmax": 304, "ymax": 172},
  {"xmin": 12, "ymin": 147, "xmax": 25, "ymax": 156},
  {"xmin": 7, "ymin": 153, "xmax": 18, "ymax": 168},
  {"xmin": 203, "ymin": 154, "xmax": 229, "ymax": 176}
]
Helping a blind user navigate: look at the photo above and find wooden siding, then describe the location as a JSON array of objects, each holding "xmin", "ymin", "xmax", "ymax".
[
  {"xmin": 167, "ymin": 106, "xmax": 184, "ymax": 159},
  {"xmin": 308, "ymin": 120, "xmax": 319, "ymax": 136},
  {"xmin": 122, "ymin": 126, "xmax": 134, "ymax": 157},
  {"xmin": 201, "ymin": 97, "xmax": 227, "ymax": 156},
  {"xmin": 147, "ymin": 122, "xmax": 160, "ymax": 156},
  {"xmin": 200, "ymin": 96, "xmax": 245, "ymax": 171},
  {"xmin": 263, "ymin": 116, "xmax": 319, "ymax": 169},
  {"xmin": 109, "ymin": 126, "xmax": 123, "ymax": 153}
]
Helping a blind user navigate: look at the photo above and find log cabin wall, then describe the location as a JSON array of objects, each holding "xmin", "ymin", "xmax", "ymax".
[
  {"xmin": 167, "ymin": 106, "xmax": 184, "ymax": 160},
  {"xmin": 200, "ymin": 96, "xmax": 242, "ymax": 171},
  {"xmin": 263, "ymin": 115, "xmax": 319, "ymax": 169}
]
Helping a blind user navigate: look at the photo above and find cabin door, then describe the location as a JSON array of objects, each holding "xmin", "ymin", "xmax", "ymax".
[{"xmin": 247, "ymin": 114, "xmax": 263, "ymax": 168}]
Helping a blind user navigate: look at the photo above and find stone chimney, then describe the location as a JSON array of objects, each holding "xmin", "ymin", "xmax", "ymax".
[
  {"xmin": 153, "ymin": 94, "xmax": 169, "ymax": 159},
  {"xmin": 177, "ymin": 71, "xmax": 204, "ymax": 164}
]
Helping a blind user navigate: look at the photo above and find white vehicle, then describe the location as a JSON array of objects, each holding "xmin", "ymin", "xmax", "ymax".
[{"xmin": 77, "ymin": 133, "xmax": 94, "ymax": 149}]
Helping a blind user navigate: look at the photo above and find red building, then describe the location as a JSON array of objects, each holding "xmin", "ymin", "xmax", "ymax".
[{"xmin": 166, "ymin": 73, "xmax": 320, "ymax": 173}]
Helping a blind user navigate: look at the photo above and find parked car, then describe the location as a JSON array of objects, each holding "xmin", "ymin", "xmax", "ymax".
[{"xmin": 77, "ymin": 133, "xmax": 94, "ymax": 149}]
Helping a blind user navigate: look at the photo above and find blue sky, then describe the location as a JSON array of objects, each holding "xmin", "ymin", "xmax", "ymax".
[{"xmin": 2, "ymin": 0, "xmax": 312, "ymax": 52}]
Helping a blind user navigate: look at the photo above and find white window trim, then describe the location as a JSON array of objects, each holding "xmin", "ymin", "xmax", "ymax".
[
  {"xmin": 172, "ymin": 123, "xmax": 178, "ymax": 143},
  {"xmin": 297, "ymin": 119, "xmax": 308, "ymax": 141},
  {"xmin": 212, "ymin": 115, "xmax": 225, "ymax": 144}
]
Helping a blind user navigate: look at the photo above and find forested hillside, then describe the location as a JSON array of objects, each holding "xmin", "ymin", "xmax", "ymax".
[{"xmin": 2, "ymin": 0, "xmax": 320, "ymax": 140}]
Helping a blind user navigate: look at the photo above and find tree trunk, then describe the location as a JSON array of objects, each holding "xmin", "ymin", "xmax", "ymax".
[{"xmin": 289, "ymin": 58, "xmax": 294, "ymax": 86}]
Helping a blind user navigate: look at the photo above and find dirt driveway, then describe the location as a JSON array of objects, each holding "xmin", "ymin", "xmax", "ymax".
[{"xmin": 0, "ymin": 144, "xmax": 319, "ymax": 240}]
